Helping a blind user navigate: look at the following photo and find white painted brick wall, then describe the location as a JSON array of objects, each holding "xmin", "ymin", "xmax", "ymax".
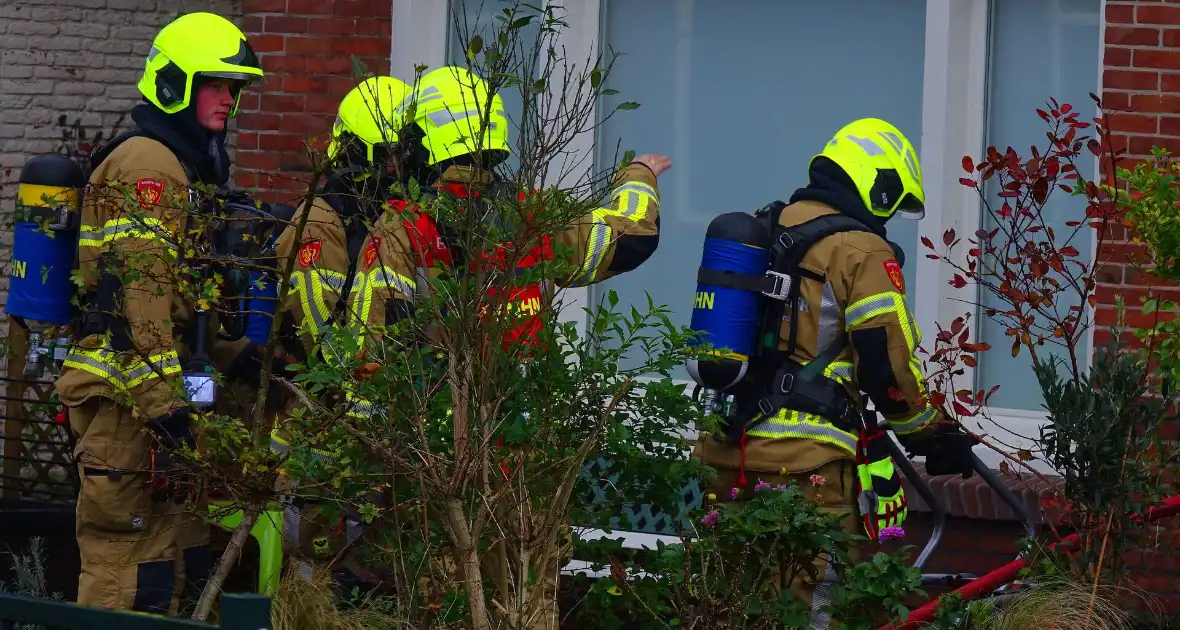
[{"xmin": 0, "ymin": 0, "xmax": 244, "ymax": 345}]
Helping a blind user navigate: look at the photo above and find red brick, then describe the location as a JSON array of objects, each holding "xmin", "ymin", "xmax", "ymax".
[
  {"xmin": 1161, "ymin": 116, "xmax": 1180, "ymax": 136},
  {"xmin": 1108, "ymin": 26, "xmax": 1162, "ymax": 46},
  {"xmin": 236, "ymin": 112, "xmax": 282, "ymax": 131},
  {"xmin": 260, "ymin": 93, "xmax": 306, "ymax": 113},
  {"xmin": 1108, "ymin": 3, "xmax": 1135, "ymax": 25},
  {"xmin": 280, "ymin": 113, "xmax": 329, "ymax": 134},
  {"xmin": 1134, "ymin": 48, "xmax": 1180, "ymax": 69},
  {"xmin": 261, "ymin": 55, "xmax": 307, "ymax": 75},
  {"xmin": 1138, "ymin": 4, "xmax": 1180, "ymax": 26},
  {"xmin": 1095, "ymin": 305, "xmax": 1172, "ymax": 327},
  {"xmin": 1129, "ymin": 92, "xmax": 1180, "ymax": 112},
  {"xmin": 1163, "ymin": 72, "xmax": 1180, "ymax": 92},
  {"xmin": 335, "ymin": 0, "xmax": 381, "ymax": 17},
  {"xmin": 1094, "ymin": 262, "xmax": 1125, "ymax": 285},
  {"xmin": 327, "ymin": 76, "xmax": 359, "ymax": 96},
  {"xmin": 1129, "ymin": 134, "xmax": 1180, "ymax": 155},
  {"xmin": 1108, "ymin": 112, "xmax": 1160, "ymax": 133},
  {"xmin": 305, "ymin": 56, "xmax": 352, "ymax": 75},
  {"xmin": 238, "ymin": 92, "xmax": 261, "ymax": 112},
  {"xmin": 331, "ymin": 38, "xmax": 389, "ymax": 56},
  {"xmin": 286, "ymin": 36, "xmax": 334, "ymax": 55},
  {"xmin": 1105, "ymin": 68, "xmax": 1160, "ymax": 90},
  {"xmin": 282, "ymin": 75, "xmax": 331, "ymax": 93},
  {"xmin": 1103, "ymin": 91, "xmax": 1133, "ymax": 111},
  {"xmin": 242, "ymin": 16, "xmax": 265, "ymax": 34},
  {"xmin": 306, "ymin": 17, "xmax": 356, "ymax": 36},
  {"xmin": 1107, "ymin": 46, "xmax": 1134, "ymax": 67},
  {"xmin": 353, "ymin": 18, "xmax": 391, "ymax": 36},
  {"xmin": 236, "ymin": 150, "xmax": 281, "ymax": 171},
  {"xmin": 304, "ymin": 95, "xmax": 341, "ymax": 114},
  {"xmin": 278, "ymin": 153, "xmax": 312, "ymax": 172},
  {"xmin": 265, "ymin": 15, "xmax": 309, "ymax": 34},
  {"xmin": 1101, "ymin": 241, "xmax": 1148, "ymax": 264},
  {"xmin": 285, "ymin": 0, "xmax": 334, "ymax": 15},
  {"xmin": 234, "ymin": 172, "xmax": 259, "ymax": 189},
  {"xmin": 258, "ymin": 132, "xmax": 305, "ymax": 152},
  {"xmin": 243, "ymin": 0, "xmax": 285, "ymax": 12},
  {"xmin": 249, "ymin": 34, "xmax": 285, "ymax": 54},
  {"xmin": 237, "ymin": 131, "xmax": 259, "ymax": 151}
]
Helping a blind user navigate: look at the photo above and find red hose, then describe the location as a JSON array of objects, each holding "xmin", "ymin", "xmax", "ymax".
[{"xmin": 884, "ymin": 494, "xmax": 1180, "ymax": 630}]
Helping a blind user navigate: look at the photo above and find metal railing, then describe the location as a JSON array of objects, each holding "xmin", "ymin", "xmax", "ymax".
[{"xmin": 0, "ymin": 593, "xmax": 271, "ymax": 630}]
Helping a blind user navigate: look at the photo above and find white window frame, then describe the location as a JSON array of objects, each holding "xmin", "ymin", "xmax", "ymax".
[{"xmin": 390, "ymin": 0, "xmax": 1106, "ymax": 472}]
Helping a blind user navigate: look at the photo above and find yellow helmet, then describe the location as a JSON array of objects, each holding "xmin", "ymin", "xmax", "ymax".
[
  {"xmin": 328, "ymin": 76, "xmax": 413, "ymax": 165},
  {"xmin": 813, "ymin": 118, "xmax": 925, "ymax": 220},
  {"xmin": 408, "ymin": 66, "xmax": 510, "ymax": 166},
  {"xmin": 137, "ymin": 12, "xmax": 264, "ymax": 116}
]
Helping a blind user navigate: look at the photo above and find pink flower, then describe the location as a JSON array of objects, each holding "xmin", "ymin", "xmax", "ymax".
[
  {"xmin": 730, "ymin": 487, "xmax": 740, "ymax": 500},
  {"xmin": 700, "ymin": 510, "xmax": 720, "ymax": 527},
  {"xmin": 809, "ymin": 474, "xmax": 827, "ymax": 487},
  {"xmin": 879, "ymin": 526, "xmax": 906, "ymax": 542},
  {"xmin": 754, "ymin": 479, "xmax": 771, "ymax": 493}
]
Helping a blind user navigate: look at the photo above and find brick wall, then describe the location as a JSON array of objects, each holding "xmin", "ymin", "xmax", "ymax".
[
  {"xmin": 234, "ymin": 0, "xmax": 392, "ymax": 204},
  {"xmin": 0, "ymin": 0, "xmax": 244, "ymax": 343},
  {"xmin": 1098, "ymin": 0, "xmax": 1180, "ymax": 346}
]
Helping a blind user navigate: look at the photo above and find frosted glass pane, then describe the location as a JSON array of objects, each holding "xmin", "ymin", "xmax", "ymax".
[
  {"xmin": 595, "ymin": 0, "xmax": 926, "ymax": 376},
  {"xmin": 978, "ymin": 0, "xmax": 1100, "ymax": 410}
]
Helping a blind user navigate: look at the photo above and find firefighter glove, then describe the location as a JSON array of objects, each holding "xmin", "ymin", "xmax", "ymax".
[
  {"xmin": 855, "ymin": 427, "xmax": 908, "ymax": 542},
  {"xmin": 921, "ymin": 430, "xmax": 978, "ymax": 479}
]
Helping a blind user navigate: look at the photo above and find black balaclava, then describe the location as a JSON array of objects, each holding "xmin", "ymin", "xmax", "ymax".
[
  {"xmin": 129, "ymin": 75, "xmax": 232, "ymax": 186},
  {"xmin": 788, "ymin": 156, "xmax": 907, "ymax": 267}
]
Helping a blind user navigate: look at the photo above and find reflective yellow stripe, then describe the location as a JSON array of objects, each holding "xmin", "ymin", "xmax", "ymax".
[
  {"xmin": 892, "ymin": 405, "xmax": 938, "ymax": 435},
  {"xmin": 343, "ymin": 266, "xmax": 416, "ymax": 348},
  {"xmin": 62, "ymin": 343, "xmax": 180, "ymax": 391},
  {"xmin": 746, "ymin": 360, "xmax": 858, "ymax": 452},
  {"xmin": 845, "ymin": 291, "xmax": 930, "ymax": 409},
  {"xmin": 571, "ymin": 179, "xmax": 659, "ymax": 286},
  {"xmin": 79, "ymin": 217, "xmax": 174, "ymax": 249},
  {"xmin": 269, "ymin": 429, "xmax": 335, "ymax": 462}
]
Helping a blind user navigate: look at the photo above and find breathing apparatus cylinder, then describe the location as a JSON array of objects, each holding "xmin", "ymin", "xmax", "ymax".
[
  {"xmin": 687, "ymin": 212, "xmax": 770, "ymax": 414},
  {"xmin": 243, "ymin": 272, "xmax": 278, "ymax": 346},
  {"xmin": 7, "ymin": 154, "xmax": 85, "ymax": 378}
]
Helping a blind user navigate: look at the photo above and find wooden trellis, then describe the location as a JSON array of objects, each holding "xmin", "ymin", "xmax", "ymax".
[{"xmin": 0, "ymin": 321, "xmax": 77, "ymax": 502}]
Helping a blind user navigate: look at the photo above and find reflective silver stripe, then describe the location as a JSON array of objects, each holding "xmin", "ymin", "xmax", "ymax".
[
  {"xmin": 892, "ymin": 405, "xmax": 938, "ymax": 434},
  {"xmin": 846, "ymin": 134, "xmax": 885, "ymax": 156},
  {"xmin": 817, "ymin": 280, "xmax": 840, "ymax": 354},
  {"xmin": 398, "ymin": 85, "xmax": 441, "ymax": 115},
  {"xmin": 746, "ymin": 416, "xmax": 857, "ymax": 451},
  {"xmin": 371, "ymin": 267, "xmax": 415, "ymax": 294},
  {"xmin": 426, "ymin": 107, "xmax": 479, "ymax": 128},
  {"xmin": 318, "ymin": 272, "xmax": 346, "ymax": 293},
  {"xmin": 845, "ymin": 294, "xmax": 898, "ymax": 328},
  {"xmin": 829, "ymin": 363, "xmax": 853, "ymax": 381},
  {"xmin": 809, "ymin": 562, "xmax": 838, "ymax": 629},
  {"xmin": 79, "ymin": 225, "xmax": 104, "ymax": 242},
  {"xmin": 346, "ymin": 520, "xmax": 364, "ymax": 544},
  {"xmin": 576, "ymin": 219, "xmax": 610, "ymax": 286}
]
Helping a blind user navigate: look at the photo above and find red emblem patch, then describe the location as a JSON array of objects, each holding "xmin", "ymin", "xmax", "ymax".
[
  {"xmin": 364, "ymin": 236, "xmax": 381, "ymax": 268},
  {"xmin": 297, "ymin": 240, "xmax": 321, "ymax": 267},
  {"xmin": 135, "ymin": 178, "xmax": 164, "ymax": 207},
  {"xmin": 882, "ymin": 259, "xmax": 905, "ymax": 292}
]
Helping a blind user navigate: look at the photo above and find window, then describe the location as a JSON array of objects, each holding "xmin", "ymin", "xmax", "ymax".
[
  {"xmin": 977, "ymin": 0, "xmax": 1102, "ymax": 412},
  {"xmin": 390, "ymin": 0, "xmax": 1105, "ymax": 469},
  {"xmin": 594, "ymin": 0, "xmax": 928, "ymax": 376}
]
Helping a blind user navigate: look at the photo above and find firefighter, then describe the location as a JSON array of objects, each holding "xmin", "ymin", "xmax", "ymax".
[
  {"xmin": 402, "ymin": 65, "xmax": 670, "ymax": 292},
  {"xmin": 394, "ymin": 65, "xmax": 671, "ymax": 630},
  {"xmin": 268, "ymin": 75, "xmax": 419, "ymax": 585},
  {"xmin": 53, "ymin": 13, "xmax": 265, "ymax": 614},
  {"xmin": 691, "ymin": 118, "xmax": 973, "ymax": 628}
]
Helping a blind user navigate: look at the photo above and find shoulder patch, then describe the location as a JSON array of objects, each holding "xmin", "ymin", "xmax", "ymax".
[
  {"xmin": 135, "ymin": 178, "xmax": 164, "ymax": 207},
  {"xmin": 364, "ymin": 236, "xmax": 381, "ymax": 268},
  {"xmin": 298, "ymin": 240, "xmax": 322, "ymax": 267},
  {"xmin": 882, "ymin": 259, "xmax": 905, "ymax": 292}
]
